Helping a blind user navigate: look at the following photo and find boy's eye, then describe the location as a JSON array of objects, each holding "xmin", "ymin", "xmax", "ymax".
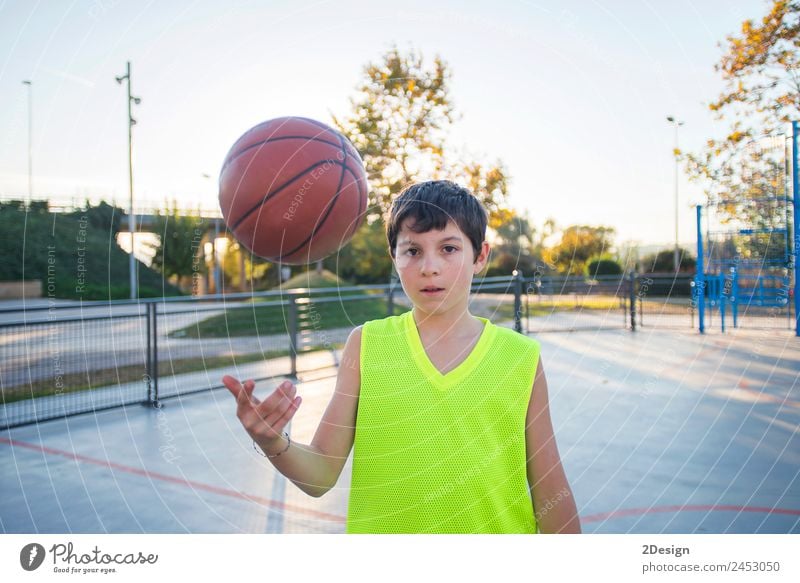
[{"xmin": 404, "ymin": 246, "xmax": 457, "ymax": 256}]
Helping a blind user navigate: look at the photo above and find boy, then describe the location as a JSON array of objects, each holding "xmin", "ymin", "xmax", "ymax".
[{"xmin": 223, "ymin": 180, "xmax": 581, "ymax": 534}]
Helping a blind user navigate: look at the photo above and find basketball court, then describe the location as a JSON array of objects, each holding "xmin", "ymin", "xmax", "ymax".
[{"xmin": 2, "ymin": 322, "xmax": 798, "ymax": 534}]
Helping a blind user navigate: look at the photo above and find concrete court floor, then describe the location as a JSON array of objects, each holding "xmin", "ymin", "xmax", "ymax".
[{"xmin": 1, "ymin": 323, "xmax": 798, "ymax": 534}]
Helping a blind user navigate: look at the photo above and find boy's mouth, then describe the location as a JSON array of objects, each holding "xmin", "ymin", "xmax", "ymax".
[{"xmin": 420, "ymin": 286, "xmax": 445, "ymax": 294}]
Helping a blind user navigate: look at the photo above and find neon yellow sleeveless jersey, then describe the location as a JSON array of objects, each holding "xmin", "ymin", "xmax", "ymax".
[{"xmin": 347, "ymin": 310, "xmax": 540, "ymax": 534}]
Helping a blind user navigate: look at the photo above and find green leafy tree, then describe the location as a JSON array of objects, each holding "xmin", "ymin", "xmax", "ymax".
[
  {"xmin": 640, "ymin": 248, "xmax": 697, "ymax": 273},
  {"xmin": 217, "ymin": 238, "xmax": 280, "ymax": 290},
  {"xmin": 486, "ymin": 210, "xmax": 540, "ymax": 276},
  {"xmin": 145, "ymin": 201, "xmax": 206, "ymax": 284},
  {"xmin": 0, "ymin": 200, "xmax": 179, "ymax": 298},
  {"xmin": 329, "ymin": 46, "xmax": 517, "ymax": 280},
  {"xmin": 323, "ymin": 216, "xmax": 393, "ymax": 284},
  {"xmin": 332, "ymin": 46, "xmax": 513, "ymax": 223},
  {"xmin": 586, "ymin": 256, "xmax": 623, "ymax": 277},
  {"xmin": 85, "ymin": 200, "xmax": 122, "ymax": 234}
]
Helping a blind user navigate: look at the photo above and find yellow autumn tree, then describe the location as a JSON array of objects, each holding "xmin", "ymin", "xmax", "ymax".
[
  {"xmin": 543, "ymin": 225, "xmax": 616, "ymax": 276},
  {"xmin": 686, "ymin": 0, "xmax": 799, "ymax": 221}
]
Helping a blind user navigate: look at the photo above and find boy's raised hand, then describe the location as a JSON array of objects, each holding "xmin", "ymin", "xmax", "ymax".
[{"xmin": 222, "ymin": 375, "xmax": 302, "ymax": 448}]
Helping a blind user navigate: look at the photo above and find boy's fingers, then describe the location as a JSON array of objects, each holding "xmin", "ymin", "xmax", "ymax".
[
  {"xmin": 265, "ymin": 385, "xmax": 297, "ymax": 424},
  {"xmin": 222, "ymin": 375, "xmax": 242, "ymax": 398},
  {"xmin": 243, "ymin": 379, "xmax": 260, "ymax": 405},
  {"xmin": 271, "ymin": 396, "xmax": 302, "ymax": 434},
  {"xmin": 222, "ymin": 376, "xmax": 258, "ymax": 420},
  {"xmin": 258, "ymin": 380, "xmax": 296, "ymax": 417}
]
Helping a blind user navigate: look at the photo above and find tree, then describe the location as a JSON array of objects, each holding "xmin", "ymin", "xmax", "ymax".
[
  {"xmin": 459, "ymin": 160, "xmax": 515, "ymax": 230},
  {"xmin": 543, "ymin": 225, "xmax": 616, "ymax": 275},
  {"xmin": 686, "ymin": 1, "xmax": 799, "ymax": 218},
  {"xmin": 145, "ymin": 201, "xmax": 206, "ymax": 285},
  {"xmin": 322, "ymin": 216, "xmax": 393, "ymax": 284},
  {"xmin": 327, "ymin": 46, "xmax": 518, "ymax": 281},
  {"xmin": 710, "ymin": 0, "xmax": 799, "ymax": 129},
  {"xmin": 84, "ymin": 200, "xmax": 122, "ymax": 235},
  {"xmin": 640, "ymin": 248, "xmax": 697, "ymax": 273},
  {"xmin": 485, "ymin": 210, "xmax": 540, "ymax": 276},
  {"xmin": 332, "ymin": 46, "xmax": 513, "ymax": 224},
  {"xmin": 586, "ymin": 256, "xmax": 623, "ymax": 277},
  {"xmin": 332, "ymin": 46, "xmax": 453, "ymax": 215}
]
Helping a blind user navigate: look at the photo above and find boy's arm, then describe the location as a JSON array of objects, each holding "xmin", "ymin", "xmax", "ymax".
[
  {"xmin": 223, "ymin": 326, "xmax": 361, "ymax": 498},
  {"xmin": 525, "ymin": 357, "xmax": 582, "ymax": 533},
  {"xmin": 307, "ymin": 325, "xmax": 362, "ymax": 491}
]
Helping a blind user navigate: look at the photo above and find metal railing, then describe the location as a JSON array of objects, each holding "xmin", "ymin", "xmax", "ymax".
[
  {"xmin": 520, "ymin": 273, "xmax": 634, "ymax": 332},
  {"xmin": 0, "ymin": 284, "xmax": 396, "ymax": 428},
  {"xmin": 7, "ymin": 269, "xmax": 788, "ymax": 429}
]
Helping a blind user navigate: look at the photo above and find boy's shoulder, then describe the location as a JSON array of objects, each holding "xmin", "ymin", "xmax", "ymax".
[
  {"xmin": 360, "ymin": 311, "xmax": 409, "ymax": 334},
  {"xmin": 360, "ymin": 312, "xmax": 540, "ymax": 350},
  {"xmin": 489, "ymin": 320, "xmax": 541, "ymax": 351}
]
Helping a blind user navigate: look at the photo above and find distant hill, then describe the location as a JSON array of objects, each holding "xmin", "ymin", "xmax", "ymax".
[{"xmin": 0, "ymin": 200, "xmax": 181, "ymax": 299}]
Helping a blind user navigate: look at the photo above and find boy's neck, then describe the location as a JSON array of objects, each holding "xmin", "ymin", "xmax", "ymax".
[{"xmin": 411, "ymin": 306, "xmax": 482, "ymax": 340}]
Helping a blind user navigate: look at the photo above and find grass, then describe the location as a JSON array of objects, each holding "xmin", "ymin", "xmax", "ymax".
[
  {"xmin": 179, "ymin": 293, "xmax": 620, "ymax": 340},
  {"xmin": 171, "ymin": 295, "xmax": 389, "ymax": 338},
  {"xmin": 170, "ymin": 268, "xmax": 390, "ymax": 339},
  {"xmin": 492, "ymin": 295, "xmax": 626, "ymax": 319},
  {"xmin": 0, "ymin": 348, "xmax": 321, "ymax": 405}
]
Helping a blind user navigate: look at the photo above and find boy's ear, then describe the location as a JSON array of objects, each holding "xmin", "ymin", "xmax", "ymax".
[{"xmin": 473, "ymin": 241, "xmax": 490, "ymax": 274}]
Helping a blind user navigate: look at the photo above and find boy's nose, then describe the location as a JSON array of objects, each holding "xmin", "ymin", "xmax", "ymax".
[{"xmin": 420, "ymin": 257, "xmax": 441, "ymax": 276}]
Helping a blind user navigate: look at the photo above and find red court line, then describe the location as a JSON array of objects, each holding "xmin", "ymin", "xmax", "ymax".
[
  {"xmin": 0, "ymin": 436, "xmax": 346, "ymax": 524},
  {"xmin": 581, "ymin": 504, "xmax": 800, "ymax": 523},
  {"xmin": 8, "ymin": 436, "xmax": 798, "ymax": 529}
]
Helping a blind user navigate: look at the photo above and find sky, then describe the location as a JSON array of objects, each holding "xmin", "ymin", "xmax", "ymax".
[{"xmin": 0, "ymin": 0, "xmax": 775, "ymax": 252}]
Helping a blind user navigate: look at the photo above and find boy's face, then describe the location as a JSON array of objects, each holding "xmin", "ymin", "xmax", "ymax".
[{"xmin": 393, "ymin": 218, "xmax": 490, "ymax": 318}]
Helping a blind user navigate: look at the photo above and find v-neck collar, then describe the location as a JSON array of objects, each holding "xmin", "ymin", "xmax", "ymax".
[{"xmin": 403, "ymin": 310, "xmax": 496, "ymax": 390}]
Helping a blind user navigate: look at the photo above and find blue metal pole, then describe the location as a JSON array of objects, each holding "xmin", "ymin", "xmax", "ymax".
[
  {"xmin": 731, "ymin": 267, "xmax": 738, "ymax": 328},
  {"xmin": 696, "ymin": 205, "xmax": 705, "ymax": 334},
  {"xmin": 792, "ymin": 120, "xmax": 799, "ymax": 337}
]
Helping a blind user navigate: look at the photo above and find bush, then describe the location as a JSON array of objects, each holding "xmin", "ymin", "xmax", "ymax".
[{"xmin": 586, "ymin": 257, "xmax": 623, "ymax": 277}]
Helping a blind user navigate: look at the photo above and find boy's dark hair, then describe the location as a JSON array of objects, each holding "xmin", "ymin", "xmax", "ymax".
[{"xmin": 386, "ymin": 180, "xmax": 488, "ymax": 263}]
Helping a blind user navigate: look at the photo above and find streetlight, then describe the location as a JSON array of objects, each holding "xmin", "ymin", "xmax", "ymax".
[
  {"xmin": 116, "ymin": 61, "xmax": 141, "ymax": 299},
  {"xmin": 666, "ymin": 116, "xmax": 684, "ymax": 273},
  {"xmin": 22, "ymin": 80, "xmax": 32, "ymax": 201}
]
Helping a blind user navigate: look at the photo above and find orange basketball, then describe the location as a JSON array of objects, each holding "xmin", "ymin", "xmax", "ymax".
[{"xmin": 218, "ymin": 116, "xmax": 368, "ymax": 264}]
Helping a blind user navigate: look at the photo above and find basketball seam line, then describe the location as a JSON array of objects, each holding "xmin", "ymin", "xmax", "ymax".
[
  {"xmin": 233, "ymin": 156, "xmax": 365, "ymax": 263},
  {"xmin": 221, "ymin": 135, "xmax": 347, "ymax": 174},
  {"xmin": 229, "ymin": 158, "xmax": 351, "ymax": 232},
  {"xmin": 277, "ymin": 132, "xmax": 350, "ymax": 262}
]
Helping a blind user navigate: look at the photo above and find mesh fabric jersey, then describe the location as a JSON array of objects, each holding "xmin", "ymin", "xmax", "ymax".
[{"xmin": 347, "ymin": 310, "xmax": 541, "ymax": 534}]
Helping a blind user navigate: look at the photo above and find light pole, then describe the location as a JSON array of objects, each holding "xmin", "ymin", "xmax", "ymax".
[
  {"xmin": 666, "ymin": 116, "xmax": 684, "ymax": 273},
  {"xmin": 202, "ymin": 173, "xmax": 222, "ymax": 294},
  {"xmin": 116, "ymin": 62, "xmax": 141, "ymax": 299},
  {"xmin": 22, "ymin": 80, "xmax": 32, "ymax": 201}
]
